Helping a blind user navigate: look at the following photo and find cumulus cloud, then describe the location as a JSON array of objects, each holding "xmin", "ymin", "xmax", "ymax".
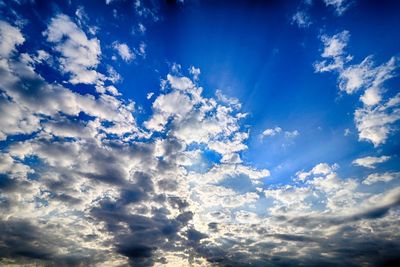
[
  {"xmin": 189, "ymin": 65, "xmax": 201, "ymax": 80},
  {"xmin": 363, "ymin": 172, "xmax": 400, "ymax": 185},
  {"xmin": 0, "ymin": 20, "xmax": 24, "ymax": 58},
  {"xmin": 43, "ymin": 14, "xmax": 104, "ymax": 85},
  {"xmin": 261, "ymin": 126, "xmax": 282, "ymax": 137},
  {"xmin": 353, "ymin": 155, "xmax": 390, "ymax": 169},
  {"xmin": 113, "ymin": 41, "xmax": 135, "ymax": 62},
  {"xmin": 260, "ymin": 127, "xmax": 299, "ymax": 140},
  {"xmin": 0, "ymin": 21, "xmax": 272, "ymax": 264},
  {"xmin": 1, "ymin": 6, "xmax": 400, "ymax": 266},
  {"xmin": 315, "ymin": 30, "xmax": 400, "ymax": 146},
  {"xmin": 354, "ymin": 93, "xmax": 400, "ymax": 146}
]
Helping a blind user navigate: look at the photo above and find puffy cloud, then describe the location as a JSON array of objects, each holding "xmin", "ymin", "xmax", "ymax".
[
  {"xmin": 43, "ymin": 14, "xmax": 102, "ymax": 84},
  {"xmin": 261, "ymin": 126, "xmax": 282, "ymax": 137},
  {"xmin": 296, "ymin": 162, "xmax": 338, "ymax": 181},
  {"xmin": 1, "ymin": 9, "xmax": 399, "ymax": 266},
  {"xmin": 354, "ymin": 94, "xmax": 400, "ymax": 146},
  {"xmin": 0, "ymin": 93, "xmax": 40, "ymax": 140},
  {"xmin": 315, "ymin": 31, "xmax": 400, "ymax": 146},
  {"xmin": 363, "ymin": 172, "xmax": 400, "ymax": 185},
  {"xmin": 0, "ymin": 28, "xmax": 274, "ymax": 264},
  {"xmin": 260, "ymin": 127, "xmax": 299, "ymax": 140},
  {"xmin": 321, "ymin": 30, "xmax": 349, "ymax": 59},
  {"xmin": 189, "ymin": 65, "xmax": 201, "ymax": 80},
  {"xmin": 166, "ymin": 74, "xmax": 195, "ymax": 91},
  {"xmin": 113, "ymin": 41, "xmax": 135, "ymax": 62},
  {"xmin": 353, "ymin": 155, "xmax": 390, "ymax": 169},
  {"xmin": 0, "ymin": 20, "xmax": 24, "ymax": 58}
]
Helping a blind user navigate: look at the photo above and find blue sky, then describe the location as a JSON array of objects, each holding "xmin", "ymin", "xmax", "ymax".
[{"xmin": 0, "ymin": 0, "xmax": 400, "ymax": 266}]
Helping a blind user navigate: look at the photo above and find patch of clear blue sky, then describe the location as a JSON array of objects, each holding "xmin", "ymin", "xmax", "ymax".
[{"xmin": 5, "ymin": 0, "xmax": 400, "ymax": 185}]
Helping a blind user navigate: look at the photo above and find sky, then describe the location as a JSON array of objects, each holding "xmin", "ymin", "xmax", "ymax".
[{"xmin": 0, "ymin": 0, "xmax": 400, "ymax": 266}]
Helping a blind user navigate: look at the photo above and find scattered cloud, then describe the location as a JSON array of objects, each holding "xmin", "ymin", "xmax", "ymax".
[
  {"xmin": 355, "ymin": 93, "xmax": 400, "ymax": 146},
  {"xmin": 292, "ymin": 10, "xmax": 312, "ymax": 28},
  {"xmin": 189, "ymin": 65, "xmax": 201, "ymax": 81},
  {"xmin": 0, "ymin": 20, "xmax": 24, "ymax": 58},
  {"xmin": 363, "ymin": 172, "xmax": 400, "ymax": 185},
  {"xmin": 1, "ymin": 2, "xmax": 400, "ymax": 266},
  {"xmin": 260, "ymin": 127, "xmax": 299, "ymax": 140},
  {"xmin": 315, "ymin": 30, "xmax": 400, "ymax": 146},
  {"xmin": 353, "ymin": 155, "xmax": 390, "ymax": 169},
  {"xmin": 261, "ymin": 126, "xmax": 282, "ymax": 137},
  {"xmin": 113, "ymin": 41, "xmax": 135, "ymax": 62},
  {"xmin": 44, "ymin": 14, "xmax": 103, "ymax": 85},
  {"xmin": 146, "ymin": 92, "xmax": 154, "ymax": 99},
  {"xmin": 323, "ymin": 0, "xmax": 351, "ymax": 15},
  {"xmin": 284, "ymin": 129, "xmax": 300, "ymax": 138}
]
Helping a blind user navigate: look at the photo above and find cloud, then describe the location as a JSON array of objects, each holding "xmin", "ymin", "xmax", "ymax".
[
  {"xmin": 323, "ymin": 0, "xmax": 351, "ymax": 15},
  {"xmin": 260, "ymin": 127, "xmax": 299, "ymax": 141},
  {"xmin": 315, "ymin": 31, "xmax": 400, "ymax": 146},
  {"xmin": 189, "ymin": 65, "xmax": 201, "ymax": 80},
  {"xmin": 296, "ymin": 162, "xmax": 338, "ymax": 181},
  {"xmin": 0, "ymin": 20, "xmax": 24, "ymax": 58},
  {"xmin": 261, "ymin": 126, "xmax": 282, "ymax": 137},
  {"xmin": 1, "ymin": 7, "xmax": 400, "ymax": 266},
  {"xmin": 0, "ymin": 92, "xmax": 40, "ymax": 140},
  {"xmin": 291, "ymin": 10, "xmax": 312, "ymax": 28},
  {"xmin": 363, "ymin": 172, "xmax": 400, "ymax": 185},
  {"xmin": 146, "ymin": 92, "xmax": 154, "ymax": 99},
  {"xmin": 0, "ymin": 30, "xmax": 272, "ymax": 264},
  {"xmin": 322, "ymin": 30, "xmax": 350, "ymax": 58},
  {"xmin": 353, "ymin": 155, "xmax": 390, "ymax": 169},
  {"xmin": 284, "ymin": 129, "xmax": 300, "ymax": 138},
  {"xmin": 113, "ymin": 41, "xmax": 135, "ymax": 62},
  {"xmin": 354, "ymin": 93, "xmax": 400, "ymax": 146},
  {"xmin": 43, "ymin": 14, "xmax": 102, "ymax": 85}
]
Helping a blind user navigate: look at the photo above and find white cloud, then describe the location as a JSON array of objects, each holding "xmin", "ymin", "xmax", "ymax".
[
  {"xmin": 138, "ymin": 42, "xmax": 146, "ymax": 57},
  {"xmin": 352, "ymin": 155, "xmax": 390, "ymax": 169},
  {"xmin": 323, "ymin": 0, "xmax": 351, "ymax": 15},
  {"xmin": 284, "ymin": 130, "xmax": 300, "ymax": 138},
  {"xmin": 0, "ymin": 93, "xmax": 40, "ymax": 140},
  {"xmin": 321, "ymin": 30, "xmax": 350, "ymax": 59},
  {"xmin": 315, "ymin": 31, "xmax": 399, "ymax": 146},
  {"xmin": 189, "ymin": 66, "xmax": 201, "ymax": 80},
  {"xmin": 167, "ymin": 74, "xmax": 195, "ymax": 91},
  {"xmin": 44, "ymin": 14, "xmax": 102, "ymax": 84},
  {"xmin": 113, "ymin": 41, "xmax": 135, "ymax": 62},
  {"xmin": 296, "ymin": 162, "xmax": 338, "ymax": 181},
  {"xmin": 291, "ymin": 11, "xmax": 312, "ymax": 28},
  {"xmin": 260, "ymin": 127, "xmax": 299, "ymax": 140},
  {"xmin": 1, "ymin": 11, "xmax": 399, "ymax": 264},
  {"xmin": 363, "ymin": 172, "xmax": 400, "ymax": 185},
  {"xmin": 137, "ymin": 23, "xmax": 146, "ymax": 34},
  {"xmin": 261, "ymin": 127, "xmax": 282, "ymax": 138},
  {"xmin": 0, "ymin": 20, "xmax": 24, "ymax": 58},
  {"xmin": 354, "ymin": 94, "xmax": 400, "ymax": 146},
  {"xmin": 146, "ymin": 92, "xmax": 154, "ymax": 99}
]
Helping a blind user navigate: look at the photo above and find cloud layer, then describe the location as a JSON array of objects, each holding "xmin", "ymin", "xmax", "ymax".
[{"xmin": 0, "ymin": 2, "xmax": 400, "ymax": 267}]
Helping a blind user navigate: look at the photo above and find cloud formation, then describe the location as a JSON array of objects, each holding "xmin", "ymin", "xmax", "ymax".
[
  {"xmin": 353, "ymin": 155, "xmax": 390, "ymax": 169},
  {"xmin": 1, "ymin": 2, "xmax": 400, "ymax": 267},
  {"xmin": 315, "ymin": 30, "xmax": 400, "ymax": 146}
]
